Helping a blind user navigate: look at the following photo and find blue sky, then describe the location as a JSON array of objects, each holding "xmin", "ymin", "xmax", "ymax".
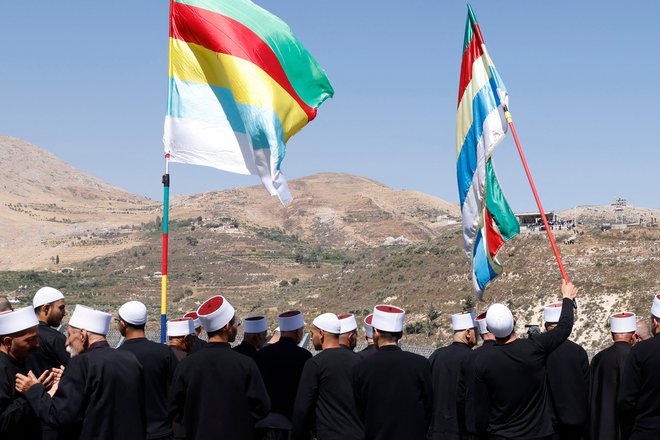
[{"xmin": 1, "ymin": 1, "xmax": 658, "ymax": 211}]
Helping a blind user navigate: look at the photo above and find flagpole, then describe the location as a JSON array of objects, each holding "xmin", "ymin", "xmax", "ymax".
[{"xmin": 160, "ymin": 154, "xmax": 170, "ymax": 343}]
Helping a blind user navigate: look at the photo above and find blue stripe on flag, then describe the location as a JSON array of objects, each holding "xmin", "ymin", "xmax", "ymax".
[{"xmin": 472, "ymin": 228, "xmax": 498, "ymax": 291}]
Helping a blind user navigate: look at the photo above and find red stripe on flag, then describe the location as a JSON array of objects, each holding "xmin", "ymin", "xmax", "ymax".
[
  {"xmin": 170, "ymin": 2, "xmax": 316, "ymax": 121},
  {"xmin": 457, "ymin": 35, "xmax": 484, "ymax": 106},
  {"xmin": 484, "ymin": 209, "xmax": 505, "ymax": 258},
  {"xmin": 162, "ymin": 233, "xmax": 169, "ymax": 275}
]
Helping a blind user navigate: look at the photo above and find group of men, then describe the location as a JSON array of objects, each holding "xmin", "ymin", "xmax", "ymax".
[{"xmin": 1, "ymin": 281, "xmax": 660, "ymax": 440}]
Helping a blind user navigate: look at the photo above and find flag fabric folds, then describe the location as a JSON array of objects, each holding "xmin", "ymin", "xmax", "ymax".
[
  {"xmin": 456, "ymin": 5, "xmax": 519, "ymax": 298},
  {"xmin": 163, "ymin": 0, "xmax": 334, "ymax": 205}
]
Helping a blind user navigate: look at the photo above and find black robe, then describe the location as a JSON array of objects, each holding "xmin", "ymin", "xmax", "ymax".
[
  {"xmin": 118, "ymin": 337, "xmax": 179, "ymax": 440},
  {"xmin": 358, "ymin": 344, "xmax": 376, "ymax": 359},
  {"xmin": 589, "ymin": 341, "xmax": 631, "ymax": 440},
  {"xmin": 26, "ymin": 341, "xmax": 146, "ymax": 440},
  {"xmin": 618, "ymin": 335, "xmax": 660, "ymax": 439},
  {"xmin": 255, "ymin": 337, "xmax": 312, "ymax": 421},
  {"xmin": 457, "ymin": 339, "xmax": 495, "ymax": 439},
  {"xmin": 474, "ymin": 297, "xmax": 574, "ymax": 439},
  {"xmin": 234, "ymin": 340, "xmax": 258, "ymax": 360},
  {"xmin": 353, "ymin": 345, "xmax": 433, "ymax": 440},
  {"xmin": 169, "ymin": 342, "xmax": 270, "ymax": 440},
  {"xmin": 190, "ymin": 335, "xmax": 207, "ymax": 353},
  {"xmin": 0, "ymin": 351, "xmax": 42, "ymax": 439},
  {"xmin": 291, "ymin": 347, "xmax": 364, "ymax": 440},
  {"xmin": 429, "ymin": 342, "xmax": 473, "ymax": 439},
  {"xmin": 546, "ymin": 338, "xmax": 589, "ymax": 437},
  {"xmin": 26, "ymin": 322, "xmax": 70, "ymax": 377}
]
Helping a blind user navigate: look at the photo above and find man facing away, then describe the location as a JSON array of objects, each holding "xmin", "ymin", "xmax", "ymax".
[
  {"xmin": 183, "ymin": 311, "xmax": 207, "ymax": 353},
  {"xmin": 338, "ymin": 314, "xmax": 358, "ymax": 352},
  {"xmin": 358, "ymin": 314, "xmax": 376, "ymax": 359},
  {"xmin": 117, "ymin": 301, "xmax": 178, "ymax": 440},
  {"xmin": 234, "ymin": 316, "xmax": 268, "ymax": 360},
  {"xmin": 474, "ymin": 281, "xmax": 578, "ymax": 440},
  {"xmin": 589, "ymin": 312, "xmax": 637, "ymax": 440},
  {"xmin": 167, "ymin": 318, "xmax": 195, "ymax": 362},
  {"xmin": 292, "ymin": 313, "xmax": 363, "ymax": 440}
]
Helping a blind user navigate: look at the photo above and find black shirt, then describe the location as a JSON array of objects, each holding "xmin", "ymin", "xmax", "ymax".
[
  {"xmin": 255, "ymin": 337, "xmax": 312, "ymax": 420},
  {"xmin": 118, "ymin": 337, "xmax": 179, "ymax": 439},
  {"xmin": 26, "ymin": 341, "xmax": 146, "ymax": 440},
  {"xmin": 546, "ymin": 338, "xmax": 589, "ymax": 429},
  {"xmin": 358, "ymin": 344, "xmax": 376, "ymax": 359},
  {"xmin": 0, "ymin": 351, "xmax": 42, "ymax": 439},
  {"xmin": 190, "ymin": 335, "xmax": 207, "ymax": 353},
  {"xmin": 169, "ymin": 342, "xmax": 270, "ymax": 440},
  {"xmin": 353, "ymin": 345, "xmax": 433, "ymax": 440},
  {"xmin": 457, "ymin": 339, "xmax": 495, "ymax": 439},
  {"xmin": 292, "ymin": 347, "xmax": 364, "ymax": 440},
  {"xmin": 474, "ymin": 297, "xmax": 574, "ymax": 439},
  {"xmin": 234, "ymin": 341, "xmax": 258, "ymax": 360},
  {"xmin": 26, "ymin": 322, "xmax": 70, "ymax": 377}
]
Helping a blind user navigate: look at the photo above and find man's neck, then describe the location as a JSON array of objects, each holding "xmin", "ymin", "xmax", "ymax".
[
  {"xmin": 124, "ymin": 329, "xmax": 146, "ymax": 340},
  {"xmin": 322, "ymin": 339, "xmax": 340, "ymax": 350},
  {"xmin": 208, "ymin": 334, "xmax": 230, "ymax": 343}
]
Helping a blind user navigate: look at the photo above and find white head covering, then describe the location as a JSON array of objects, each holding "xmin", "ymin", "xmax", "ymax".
[
  {"xmin": 33, "ymin": 286, "xmax": 64, "ymax": 308},
  {"xmin": 0, "ymin": 307, "xmax": 39, "ymax": 335},
  {"xmin": 452, "ymin": 311, "xmax": 476, "ymax": 331},
  {"xmin": 167, "ymin": 318, "xmax": 195, "ymax": 337},
  {"xmin": 372, "ymin": 305, "xmax": 405, "ymax": 332},
  {"xmin": 278, "ymin": 310, "xmax": 305, "ymax": 331},
  {"xmin": 243, "ymin": 316, "xmax": 268, "ymax": 333},
  {"xmin": 197, "ymin": 296, "xmax": 235, "ymax": 332},
  {"xmin": 543, "ymin": 302, "xmax": 563, "ymax": 324},
  {"xmin": 312, "ymin": 313, "xmax": 341, "ymax": 334},
  {"xmin": 118, "ymin": 301, "xmax": 147, "ymax": 326},
  {"xmin": 338, "ymin": 314, "xmax": 358, "ymax": 333},
  {"xmin": 610, "ymin": 312, "xmax": 637, "ymax": 333},
  {"xmin": 364, "ymin": 314, "xmax": 374, "ymax": 339},
  {"xmin": 69, "ymin": 305, "xmax": 111, "ymax": 335},
  {"xmin": 652, "ymin": 294, "xmax": 660, "ymax": 318},
  {"xmin": 475, "ymin": 312, "xmax": 489, "ymax": 335},
  {"xmin": 183, "ymin": 311, "xmax": 201, "ymax": 329},
  {"xmin": 486, "ymin": 303, "xmax": 514, "ymax": 338}
]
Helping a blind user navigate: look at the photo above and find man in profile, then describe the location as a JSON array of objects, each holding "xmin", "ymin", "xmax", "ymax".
[{"xmin": 27, "ymin": 287, "xmax": 69, "ymax": 378}]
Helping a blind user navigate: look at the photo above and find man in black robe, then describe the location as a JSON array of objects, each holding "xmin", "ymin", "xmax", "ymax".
[
  {"xmin": 17, "ymin": 304, "xmax": 146, "ymax": 440},
  {"xmin": 358, "ymin": 314, "xmax": 376, "ymax": 359},
  {"xmin": 474, "ymin": 281, "xmax": 578, "ymax": 440},
  {"xmin": 429, "ymin": 311, "xmax": 477, "ymax": 440},
  {"xmin": 618, "ymin": 294, "xmax": 660, "ymax": 439},
  {"xmin": 589, "ymin": 312, "xmax": 636, "ymax": 440},
  {"xmin": 0, "ymin": 306, "xmax": 43, "ymax": 439},
  {"xmin": 169, "ymin": 296, "xmax": 270, "ymax": 440},
  {"xmin": 27, "ymin": 287, "xmax": 69, "ymax": 377},
  {"xmin": 353, "ymin": 305, "xmax": 433, "ymax": 440},
  {"xmin": 117, "ymin": 301, "xmax": 178, "ymax": 440},
  {"xmin": 543, "ymin": 301, "xmax": 589, "ymax": 439},
  {"xmin": 184, "ymin": 311, "xmax": 207, "ymax": 353},
  {"xmin": 234, "ymin": 316, "xmax": 268, "ymax": 360},
  {"xmin": 292, "ymin": 313, "xmax": 363, "ymax": 440},
  {"xmin": 167, "ymin": 318, "xmax": 195, "ymax": 362}
]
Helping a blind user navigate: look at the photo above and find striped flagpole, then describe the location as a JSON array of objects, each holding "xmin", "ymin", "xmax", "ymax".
[{"xmin": 161, "ymin": 154, "xmax": 171, "ymax": 343}]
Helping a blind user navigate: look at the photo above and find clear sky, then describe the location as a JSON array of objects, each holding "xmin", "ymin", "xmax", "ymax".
[{"xmin": 1, "ymin": 1, "xmax": 658, "ymax": 211}]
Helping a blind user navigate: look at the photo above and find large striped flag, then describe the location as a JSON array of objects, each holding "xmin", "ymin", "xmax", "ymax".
[
  {"xmin": 163, "ymin": 0, "xmax": 334, "ymax": 205},
  {"xmin": 456, "ymin": 5, "xmax": 520, "ymax": 298}
]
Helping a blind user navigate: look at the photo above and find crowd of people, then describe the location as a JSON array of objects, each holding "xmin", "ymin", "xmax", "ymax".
[{"xmin": 1, "ymin": 281, "xmax": 659, "ymax": 439}]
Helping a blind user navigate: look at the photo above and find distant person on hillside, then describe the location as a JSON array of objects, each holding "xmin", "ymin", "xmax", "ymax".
[
  {"xmin": 358, "ymin": 314, "xmax": 376, "ymax": 359},
  {"xmin": 234, "ymin": 316, "xmax": 268, "ymax": 360},
  {"xmin": 589, "ymin": 312, "xmax": 637, "ymax": 440},
  {"xmin": 0, "ymin": 296, "xmax": 13, "ymax": 312},
  {"xmin": 632, "ymin": 319, "xmax": 651, "ymax": 345},
  {"xmin": 338, "ymin": 314, "xmax": 358, "ymax": 351},
  {"xmin": 183, "ymin": 311, "xmax": 207, "ymax": 353}
]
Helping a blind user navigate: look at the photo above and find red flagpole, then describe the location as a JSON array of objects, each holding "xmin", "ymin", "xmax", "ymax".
[{"xmin": 503, "ymin": 107, "xmax": 570, "ymax": 284}]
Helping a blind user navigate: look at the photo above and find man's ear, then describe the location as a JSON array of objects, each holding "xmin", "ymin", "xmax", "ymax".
[{"xmin": 1, "ymin": 335, "xmax": 12, "ymax": 349}]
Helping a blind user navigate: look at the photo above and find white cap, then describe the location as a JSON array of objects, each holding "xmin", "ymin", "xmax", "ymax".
[
  {"xmin": 278, "ymin": 310, "xmax": 305, "ymax": 331},
  {"xmin": 364, "ymin": 314, "xmax": 374, "ymax": 338},
  {"xmin": 69, "ymin": 305, "xmax": 111, "ymax": 335},
  {"xmin": 486, "ymin": 303, "xmax": 514, "ymax": 338},
  {"xmin": 244, "ymin": 316, "xmax": 268, "ymax": 333},
  {"xmin": 197, "ymin": 296, "xmax": 235, "ymax": 332},
  {"xmin": 183, "ymin": 311, "xmax": 201, "ymax": 329},
  {"xmin": 312, "ymin": 313, "xmax": 341, "ymax": 334},
  {"xmin": 475, "ymin": 312, "xmax": 489, "ymax": 335},
  {"xmin": 167, "ymin": 318, "xmax": 195, "ymax": 337},
  {"xmin": 452, "ymin": 311, "xmax": 477, "ymax": 331},
  {"xmin": 372, "ymin": 305, "xmax": 405, "ymax": 332},
  {"xmin": 0, "ymin": 307, "xmax": 39, "ymax": 335},
  {"xmin": 543, "ymin": 302, "xmax": 563, "ymax": 323},
  {"xmin": 610, "ymin": 312, "xmax": 637, "ymax": 333},
  {"xmin": 338, "ymin": 314, "xmax": 358, "ymax": 333},
  {"xmin": 33, "ymin": 287, "xmax": 64, "ymax": 308},
  {"xmin": 652, "ymin": 294, "xmax": 660, "ymax": 318},
  {"xmin": 118, "ymin": 301, "xmax": 147, "ymax": 326}
]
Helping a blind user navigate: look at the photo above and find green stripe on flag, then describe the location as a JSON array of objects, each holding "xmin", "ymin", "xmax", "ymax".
[{"xmin": 486, "ymin": 160, "xmax": 520, "ymax": 241}]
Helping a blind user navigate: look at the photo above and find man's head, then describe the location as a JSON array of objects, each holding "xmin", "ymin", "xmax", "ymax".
[
  {"xmin": 278, "ymin": 310, "xmax": 305, "ymax": 344},
  {"xmin": 475, "ymin": 312, "xmax": 495, "ymax": 342},
  {"xmin": 167, "ymin": 317, "xmax": 195, "ymax": 352},
  {"xmin": 183, "ymin": 311, "xmax": 203, "ymax": 336},
  {"xmin": 486, "ymin": 303, "xmax": 516, "ymax": 342},
  {"xmin": 371, "ymin": 305, "xmax": 405, "ymax": 349},
  {"xmin": 65, "ymin": 305, "xmax": 111, "ymax": 357},
  {"xmin": 363, "ymin": 314, "xmax": 374, "ymax": 345},
  {"xmin": 242, "ymin": 316, "xmax": 269, "ymax": 349},
  {"xmin": 117, "ymin": 301, "xmax": 147, "ymax": 337},
  {"xmin": 310, "ymin": 313, "xmax": 340, "ymax": 350},
  {"xmin": 33, "ymin": 287, "xmax": 66, "ymax": 327},
  {"xmin": 543, "ymin": 302, "xmax": 562, "ymax": 332},
  {"xmin": 197, "ymin": 295, "xmax": 238, "ymax": 343},
  {"xmin": 338, "ymin": 314, "xmax": 358, "ymax": 350},
  {"xmin": 0, "ymin": 296, "xmax": 13, "ymax": 313},
  {"xmin": 451, "ymin": 311, "xmax": 478, "ymax": 347},
  {"xmin": 651, "ymin": 294, "xmax": 660, "ymax": 336},
  {"xmin": 0, "ymin": 307, "xmax": 40, "ymax": 361},
  {"xmin": 610, "ymin": 312, "xmax": 637, "ymax": 345},
  {"xmin": 633, "ymin": 319, "xmax": 652, "ymax": 345}
]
